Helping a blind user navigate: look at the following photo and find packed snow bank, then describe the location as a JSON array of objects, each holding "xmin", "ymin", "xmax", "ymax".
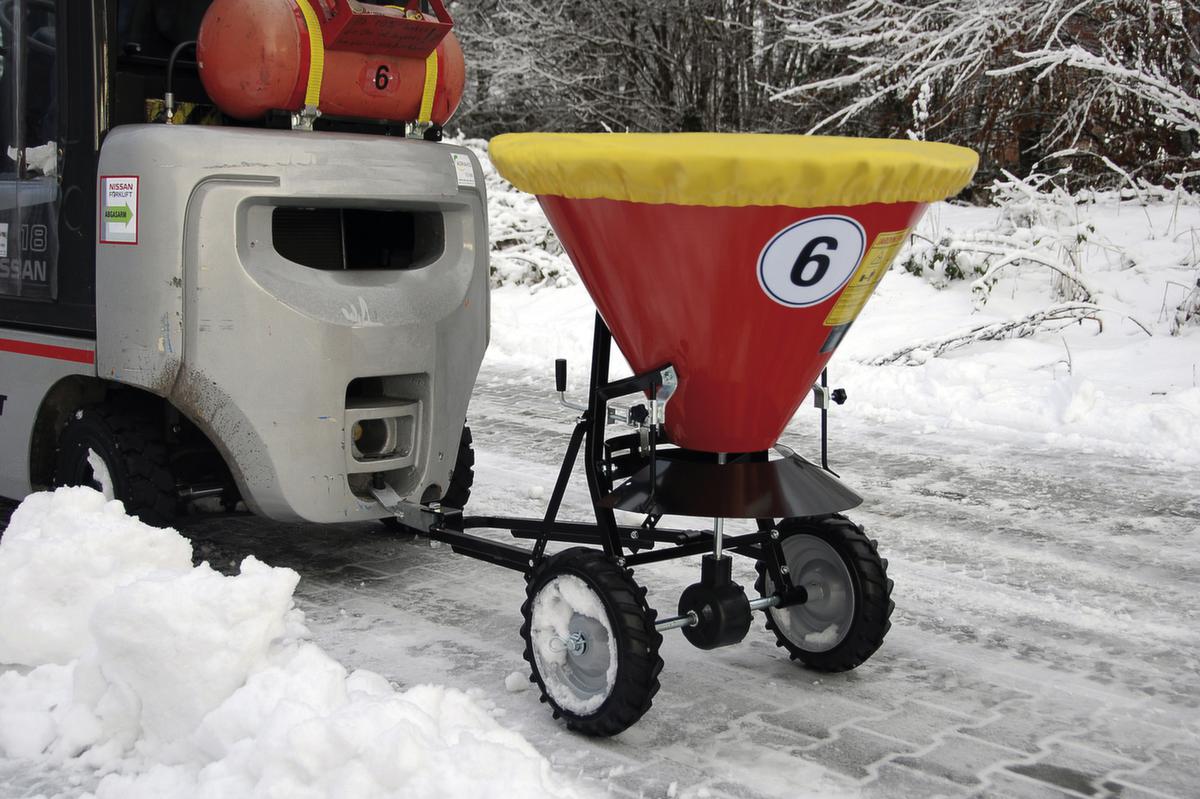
[{"xmin": 0, "ymin": 487, "xmax": 586, "ymax": 799}]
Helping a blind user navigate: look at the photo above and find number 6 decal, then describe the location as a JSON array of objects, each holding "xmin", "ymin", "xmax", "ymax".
[
  {"xmin": 757, "ymin": 216, "xmax": 866, "ymax": 307},
  {"xmin": 375, "ymin": 65, "xmax": 391, "ymax": 90}
]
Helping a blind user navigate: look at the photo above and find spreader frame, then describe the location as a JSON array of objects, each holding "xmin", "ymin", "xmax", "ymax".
[{"xmin": 377, "ymin": 314, "xmax": 862, "ymax": 613}]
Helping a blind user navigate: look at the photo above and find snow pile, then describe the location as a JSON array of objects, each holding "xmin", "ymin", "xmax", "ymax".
[
  {"xmin": 0, "ymin": 489, "xmax": 194, "ymax": 666},
  {"xmin": 0, "ymin": 487, "xmax": 586, "ymax": 799}
]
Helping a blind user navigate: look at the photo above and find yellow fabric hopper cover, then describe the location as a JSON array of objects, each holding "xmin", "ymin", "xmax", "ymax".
[{"xmin": 489, "ymin": 132, "xmax": 979, "ymax": 209}]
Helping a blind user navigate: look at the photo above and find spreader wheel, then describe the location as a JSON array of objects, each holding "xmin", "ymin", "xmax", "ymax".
[
  {"xmin": 755, "ymin": 515, "xmax": 893, "ymax": 672},
  {"xmin": 521, "ymin": 547, "xmax": 663, "ymax": 736}
]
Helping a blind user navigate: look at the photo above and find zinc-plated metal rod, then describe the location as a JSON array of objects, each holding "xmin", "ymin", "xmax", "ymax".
[
  {"xmin": 656, "ymin": 597, "xmax": 781, "ymax": 634},
  {"xmin": 654, "ymin": 611, "xmax": 699, "ymax": 632},
  {"xmin": 712, "ymin": 452, "xmax": 727, "ymax": 558},
  {"xmin": 748, "ymin": 596, "xmax": 780, "ymax": 612},
  {"xmin": 177, "ymin": 485, "xmax": 225, "ymax": 500}
]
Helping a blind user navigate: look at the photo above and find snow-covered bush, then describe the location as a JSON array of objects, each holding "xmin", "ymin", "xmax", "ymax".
[
  {"xmin": 900, "ymin": 232, "xmax": 987, "ymax": 286},
  {"xmin": 1174, "ymin": 274, "xmax": 1200, "ymax": 335},
  {"xmin": 901, "ymin": 171, "xmax": 1113, "ymax": 305},
  {"xmin": 877, "ymin": 175, "xmax": 1199, "ymax": 361}
]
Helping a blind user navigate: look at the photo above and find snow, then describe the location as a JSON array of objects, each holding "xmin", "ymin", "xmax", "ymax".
[
  {"xmin": 0, "ymin": 488, "xmax": 193, "ymax": 666},
  {"xmin": 0, "ymin": 487, "xmax": 587, "ymax": 799},
  {"xmin": 801, "ymin": 624, "xmax": 841, "ymax": 648},
  {"xmin": 529, "ymin": 575, "xmax": 618, "ymax": 715},
  {"xmin": 84, "ymin": 451, "xmax": 114, "ymax": 502}
]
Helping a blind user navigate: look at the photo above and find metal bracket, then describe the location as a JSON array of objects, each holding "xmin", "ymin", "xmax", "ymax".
[
  {"xmin": 653, "ymin": 366, "xmax": 678, "ymax": 428},
  {"xmin": 369, "ymin": 483, "xmax": 443, "ymax": 534},
  {"xmin": 812, "ymin": 384, "xmax": 832, "ymax": 410},
  {"xmin": 291, "ymin": 105, "xmax": 322, "ymax": 132}
]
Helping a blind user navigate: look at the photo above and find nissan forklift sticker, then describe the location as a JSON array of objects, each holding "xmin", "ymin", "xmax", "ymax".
[
  {"xmin": 451, "ymin": 153, "xmax": 475, "ymax": 187},
  {"xmin": 100, "ymin": 176, "xmax": 139, "ymax": 245}
]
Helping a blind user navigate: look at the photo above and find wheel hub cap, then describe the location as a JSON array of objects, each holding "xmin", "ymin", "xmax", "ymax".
[{"xmin": 769, "ymin": 535, "xmax": 855, "ymax": 652}]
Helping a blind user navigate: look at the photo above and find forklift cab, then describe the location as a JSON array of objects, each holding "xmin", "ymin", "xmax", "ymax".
[
  {"xmin": 0, "ymin": 0, "xmax": 70, "ymax": 321},
  {"xmin": 0, "ymin": 0, "xmax": 216, "ymax": 334}
]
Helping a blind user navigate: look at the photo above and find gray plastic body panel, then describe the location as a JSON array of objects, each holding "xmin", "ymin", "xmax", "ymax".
[
  {"xmin": 0, "ymin": 330, "xmax": 97, "ymax": 499},
  {"xmin": 95, "ymin": 125, "xmax": 489, "ymax": 523}
]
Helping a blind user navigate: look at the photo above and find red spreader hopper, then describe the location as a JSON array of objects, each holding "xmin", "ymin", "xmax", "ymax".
[{"xmin": 490, "ymin": 133, "xmax": 978, "ymax": 453}]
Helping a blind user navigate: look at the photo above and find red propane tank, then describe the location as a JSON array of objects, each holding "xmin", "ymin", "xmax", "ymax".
[{"xmin": 197, "ymin": 0, "xmax": 465, "ymax": 126}]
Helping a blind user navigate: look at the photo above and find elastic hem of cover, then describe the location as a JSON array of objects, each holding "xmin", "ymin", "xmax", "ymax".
[{"xmin": 489, "ymin": 133, "xmax": 979, "ymax": 209}]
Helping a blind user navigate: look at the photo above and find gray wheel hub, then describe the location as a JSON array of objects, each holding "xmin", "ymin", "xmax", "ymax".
[
  {"xmin": 768, "ymin": 534, "xmax": 855, "ymax": 652},
  {"xmin": 547, "ymin": 613, "xmax": 611, "ymax": 700},
  {"xmin": 530, "ymin": 574, "xmax": 617, "ymax": 712}
]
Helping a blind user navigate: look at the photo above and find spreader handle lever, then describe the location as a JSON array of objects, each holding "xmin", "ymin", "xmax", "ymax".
[
  {"xmin": 554, "ymin": 358, "xmax": 588, "ymax": 413},
  {"xmin": 555, "ymin": 358, "xmax": 567, "ymax": 393}
]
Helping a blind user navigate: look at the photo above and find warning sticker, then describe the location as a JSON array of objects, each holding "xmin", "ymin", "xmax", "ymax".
[
  {"xmin": 0, "ymin": 222, "xmax": 7, "ymax": 257},
  {"xmin": 100, "ymin": 176, "xmax": 139, "ymax": 245},
  {"xmin": 450, "ymin": 153, "xmax": 475, "ymax": 188},
  {"xmin": 823, "ymin": 229, "xmax": 908, "ymax": 326}
]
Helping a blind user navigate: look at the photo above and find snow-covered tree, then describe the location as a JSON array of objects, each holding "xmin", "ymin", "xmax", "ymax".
[
  {"xmin": 769, "ymin": 0, "xmax": 1199, "ymax": 187},
  {"xmin": 451, "ymin": 1, "xmax": 801, "ymax": 135}
]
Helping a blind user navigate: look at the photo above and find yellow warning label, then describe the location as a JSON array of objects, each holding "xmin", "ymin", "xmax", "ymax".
[{"xmin": 824, "ymin": 229, "xmax": 909, "ymax": 326}]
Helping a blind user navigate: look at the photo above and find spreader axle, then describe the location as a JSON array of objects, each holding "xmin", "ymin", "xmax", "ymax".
[{"xmin": 655, "ymin": 595, "xmax": 785, "ymax": 634}]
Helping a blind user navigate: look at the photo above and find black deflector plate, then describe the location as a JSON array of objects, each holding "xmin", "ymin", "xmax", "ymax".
[{"xmin": 600, "ymin": 452, "xmax": 862, "ymax": 519}]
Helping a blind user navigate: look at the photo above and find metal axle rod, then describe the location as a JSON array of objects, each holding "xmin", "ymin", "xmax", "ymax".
[{"xmin": 654, "ymin": 595, "xmax": 781, "ymax": 633}]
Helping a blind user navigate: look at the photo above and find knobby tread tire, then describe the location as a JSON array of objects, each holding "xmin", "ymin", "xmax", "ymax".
[
  {"xmin": 521, "ymin": 547, "xmax": 663, "ymax": 737},
  {"xmin": 54, "ymin": 404, "xmax": 177, "ymax": 527},
  {"xmin": 440, "ymin": 425, "xmax": 474, "ymax": 510},
  {"xmin": 755, "ymin": 514, "xmax": 894, "ymax": 672}
]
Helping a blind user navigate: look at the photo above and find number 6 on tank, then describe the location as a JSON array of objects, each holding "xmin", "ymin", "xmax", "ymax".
[{"xmin": 757, "ymin": 215, "xmax": 866, "ymax": 308}]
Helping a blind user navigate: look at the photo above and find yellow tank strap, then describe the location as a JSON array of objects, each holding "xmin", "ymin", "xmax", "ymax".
[
  {"xmin": 296, "ymin": 0, "xmax": 326, "ymax": 108},
  {"xmin": 418, "ymin": 49, "xmax": 439, "ymax": 124}
]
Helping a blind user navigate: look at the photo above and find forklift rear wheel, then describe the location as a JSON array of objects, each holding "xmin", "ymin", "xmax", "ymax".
[
  {"xmin": 755, "ymin": 515, "xmax": 893, "ymax": 672},
  {"xmin": 54, "ymin": 405, "xmax": 177, "ymax": 527},
  {"xmin": 521, "ymin": 547, "xmax": 663, "ymax": 736},
  {"xmin": 380, "ymin": 425, "xmax": 474, "ymax": 532}
]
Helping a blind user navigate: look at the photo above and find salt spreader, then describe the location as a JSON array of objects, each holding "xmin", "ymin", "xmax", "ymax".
[{"xmin": 376, "ymin": 133, "xmax": 978, "ymax": 735}]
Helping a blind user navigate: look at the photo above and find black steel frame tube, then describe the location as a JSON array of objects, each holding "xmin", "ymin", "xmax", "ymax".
[
  {"xmin": 437, "ymin": 313, "xmax": 802, "ymax": 584},
  {"xmin": 625, "ymin": 533, "xmax": 769, "ymax": 566}
]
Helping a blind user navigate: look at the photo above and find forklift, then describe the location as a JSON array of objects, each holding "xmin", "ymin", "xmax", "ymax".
[{"xmin": 0, "ymin": 0, "xmax": 488, "ymax": 525}]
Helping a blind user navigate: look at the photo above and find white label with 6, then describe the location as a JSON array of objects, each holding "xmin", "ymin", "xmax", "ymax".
[{"xmin": 757, "ymin": 215, "xmax": 866, "ymax": 308}]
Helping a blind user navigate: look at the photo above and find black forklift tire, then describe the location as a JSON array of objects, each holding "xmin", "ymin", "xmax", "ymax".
[
  {"xmin": 440, "ymin": 424, "xmax": 475, "ymax": 510},
  {"xmin": 521, "ymin": 547, "xmax": 663, "ymax": 737},
  {"xmin": 54, "ymin": 405, "xmax": 177, "ymax": 527},
  {"xmin": 755, "ymin": 515, "xmax": 893, "ymax": 672},
  {"xmin": 380, "ymin": 425, "xmax": 474, "ymax": 532}
]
